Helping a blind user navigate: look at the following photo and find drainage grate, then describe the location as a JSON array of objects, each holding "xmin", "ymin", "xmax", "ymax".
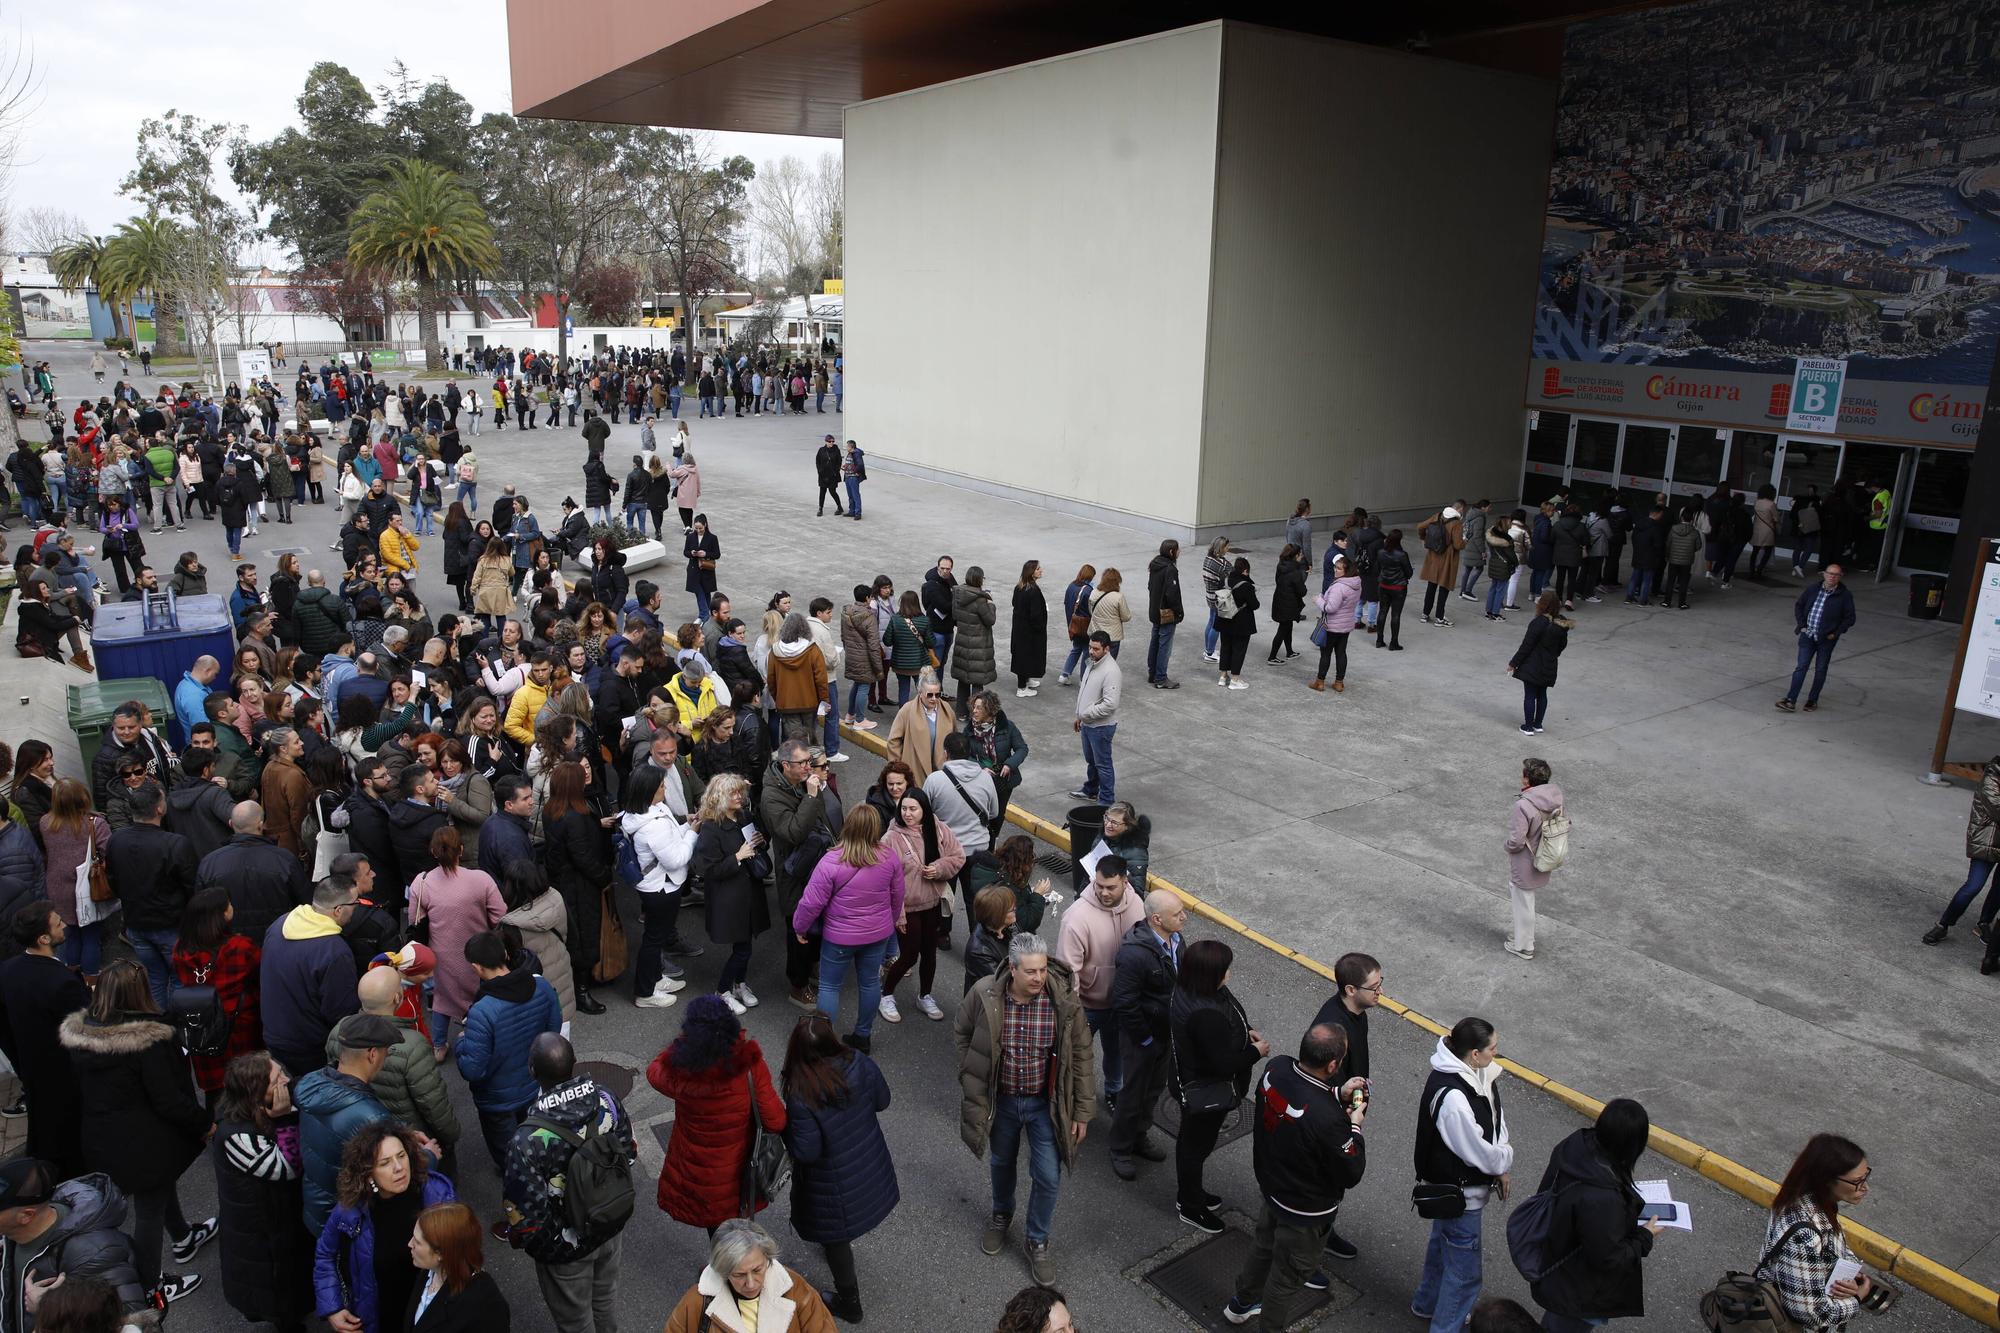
[
  {"xmin": 1035, "ymin": 850, "xmax": 1073, "ymax": 879},
  {"xmin": 1155, "ymin": 1090, "xmax": 1254, "ymax": 1149},
  {"xmin": 1144, "ymin": 1224, "xmax": 1347, "ymax": 1331}
]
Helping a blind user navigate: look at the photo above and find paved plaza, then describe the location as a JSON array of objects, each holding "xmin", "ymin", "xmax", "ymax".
[{"xmin": 14, "ymin": 340, "xmax": 1992, "ymax": 1328}]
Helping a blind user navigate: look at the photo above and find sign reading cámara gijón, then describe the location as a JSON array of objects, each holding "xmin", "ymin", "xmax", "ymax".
[{"xmin": 1785, "ymin": 358, "xmax": 1847, "ymax": 435}]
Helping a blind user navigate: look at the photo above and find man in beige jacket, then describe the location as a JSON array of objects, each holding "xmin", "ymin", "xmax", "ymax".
[{"xmin": 1056, "ymin": 855, "xmax": 1146, "ymax": 1116}]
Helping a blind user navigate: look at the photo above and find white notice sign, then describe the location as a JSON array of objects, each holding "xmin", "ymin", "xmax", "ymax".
[
  {"xmin": 1954, "ymin": 544, "xmax": 2000, "ymax": 722},
  {"xmin": 236, "ymin": 348, "xmax": 272, "ymax": 384}
]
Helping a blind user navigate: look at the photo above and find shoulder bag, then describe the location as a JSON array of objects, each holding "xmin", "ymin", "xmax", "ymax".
[
  {"xmin": 1169, "ymin": 1021, "xmax": 1239, "ymax": 1117},
  {"xmin": 939, "ymin": 763, "xmax": 1004, "ymax": 844},
  {"xmin": 1067, "ymin": 591, "xmax": 1099, "ymax": 640},
  {"xmin": 740, "ymin": 1070, "xmax": 792, "ymax": 1215}
]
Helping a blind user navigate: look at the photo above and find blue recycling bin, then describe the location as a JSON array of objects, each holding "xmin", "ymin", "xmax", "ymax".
[{"xmin": 88, "ymin": 593, "xmax": 235, "ymax": 746}]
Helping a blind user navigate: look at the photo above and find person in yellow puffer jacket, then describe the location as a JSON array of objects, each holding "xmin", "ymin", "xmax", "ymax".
[{"xmin": 379, "ymin": 512, "xmax": 421, "ymax": 576}]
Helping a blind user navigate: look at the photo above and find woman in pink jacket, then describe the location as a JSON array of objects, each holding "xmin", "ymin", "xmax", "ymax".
[
  {"xmin": 1310, "ymin": 555, "xmax": 1362, "ymax": 693},
  {"xmin": 791, "ymin": 806, "xmax": 907, "ymax": 1051},
  {"xmin": 668, "ymin": 450, "xmax": 701, "ymax": 532},
  {"xmin": 879, "ymin": 789, "xmax": 964, "ymax": 1024}
]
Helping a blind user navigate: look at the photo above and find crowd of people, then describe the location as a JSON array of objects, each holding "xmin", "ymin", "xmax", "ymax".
[{"xmin": 0, "ymin": 352, "xmax": 1910, "ymax": 1333}]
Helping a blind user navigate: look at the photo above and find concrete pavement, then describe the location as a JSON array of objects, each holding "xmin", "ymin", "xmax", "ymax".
[{"xmin": 16, "ymin": 339, "xmax": 1991, "ymax": 1328}]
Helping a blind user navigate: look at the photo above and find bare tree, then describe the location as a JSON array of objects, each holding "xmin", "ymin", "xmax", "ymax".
[
  {"xmin": 748, "ymin": 152, "xmax": 842, "ymax": 283},
  {"xmin": 630, "ymin": 131, "xmax": 753, "ymax": 365},
  {"xmin": 16, "ymin": 205, "xmax": 84, "ymax": 255}
]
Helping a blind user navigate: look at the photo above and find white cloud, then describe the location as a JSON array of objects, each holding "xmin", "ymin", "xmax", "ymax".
[{"xmin": 9, "ymin": 0, "xmax": 836, "ymax": 246}]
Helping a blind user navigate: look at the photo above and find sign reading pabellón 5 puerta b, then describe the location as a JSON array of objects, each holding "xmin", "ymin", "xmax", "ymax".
[{"xmin": 1785, "ymin": 357, "xmax": 1847, "ymax": 434}]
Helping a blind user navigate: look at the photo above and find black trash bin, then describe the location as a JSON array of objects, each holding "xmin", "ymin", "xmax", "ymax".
[
  {"xmin": 1908, "ymin": 573, "xmax": 1946, "ymax": 620},
  {"xmin": 1064, "ymin": 804, "xmax": 1105, "ymax": 894}
]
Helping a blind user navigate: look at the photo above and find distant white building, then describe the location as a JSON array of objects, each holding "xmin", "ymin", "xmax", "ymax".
[{"xmin": 714, "ymin": 294, "xmax": 843, "ymax": 352}]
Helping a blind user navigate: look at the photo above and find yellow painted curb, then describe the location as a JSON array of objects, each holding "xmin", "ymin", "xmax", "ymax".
[{"xmin": 839, "ymin": 720, "xmax": 2000, "ymax": 1326}]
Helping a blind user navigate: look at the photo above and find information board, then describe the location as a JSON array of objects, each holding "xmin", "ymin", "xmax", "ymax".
[{"xmin": 1953, "ymin": 542, "xmax": 2000, "ymax": 722}]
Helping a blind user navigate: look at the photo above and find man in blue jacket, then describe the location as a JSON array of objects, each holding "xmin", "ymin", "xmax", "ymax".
[
  {"xmin": 173, "ymin": 656, "xmax": 220, "ymax": 737},
  {"xmin": 457, "ymin": 929, "xmax": 564, "ymax": 1169},
  {"xmin": 295, "ymin": 1013, "xmax": 398, "ymax": 1232},
  {"xmin": 261, "ymin": 878, "xmax": 362, "ymax": 1078},
  {"xmin": 1776, "ymin": 564, "xmax": 1857, "ymax": 714}
]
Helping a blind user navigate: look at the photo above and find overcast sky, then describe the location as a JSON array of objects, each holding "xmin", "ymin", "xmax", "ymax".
[{"xmin": 6, "ymin": 0, "xmax": 836, "ymax": 252}]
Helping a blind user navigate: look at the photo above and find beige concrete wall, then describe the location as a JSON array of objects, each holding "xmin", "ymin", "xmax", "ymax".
[
  {"xmin": 843, "ymin": 26, "xmax": 1224, "ymax": 530},
  {"xmin": 1197, "ymin": 25, "xmax": 1555, "ymax": 529}
]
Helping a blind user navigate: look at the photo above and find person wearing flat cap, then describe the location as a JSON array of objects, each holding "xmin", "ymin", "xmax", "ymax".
[{"xmin": 294, "ymin": 1013, "xmax": 437, "ymax": 1232}]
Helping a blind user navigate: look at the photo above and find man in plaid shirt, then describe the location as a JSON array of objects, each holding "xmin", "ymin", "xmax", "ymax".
[
  {"xmin": 1776, "ymin": 564, "xmax": 1856, "ymax": 714},
  {"xmin": 954, "ymin": 932, "xmax": 1096, "ymax": 1290}
]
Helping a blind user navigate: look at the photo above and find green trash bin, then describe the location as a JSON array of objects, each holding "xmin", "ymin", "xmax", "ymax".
[{"xmin": 68, "ymin": 678, "xmax": 173, "ymax": 778}]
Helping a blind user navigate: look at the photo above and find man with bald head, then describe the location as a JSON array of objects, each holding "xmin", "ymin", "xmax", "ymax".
[
  {"xmin": 195, "ymin": 799, "xmax": 311, "ymax": 944},
  {"xmin": 1107, "ymin": 887, "xmax": 1188, "ymax": 1180},
  {"xmin": 174, "ymin": 654, "xmax": 221, "ymax": 736},
  {"xmin": 326, "ymin": 963, "xmax": 461, "ymax": 1162},
  {"xmin": 504, "ymin": 1031, "xmax": 637, "ymax": 1332}
]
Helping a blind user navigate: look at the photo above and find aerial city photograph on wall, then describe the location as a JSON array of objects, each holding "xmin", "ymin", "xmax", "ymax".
[{"xmin": 1534, "ymin": 0, "xmax": 2000, "ymax": 400}]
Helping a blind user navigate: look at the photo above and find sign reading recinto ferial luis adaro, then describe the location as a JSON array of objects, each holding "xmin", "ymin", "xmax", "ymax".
[{"xmin": 1785, "ymin": 357, "xmax": 1847, "ymax": 434}]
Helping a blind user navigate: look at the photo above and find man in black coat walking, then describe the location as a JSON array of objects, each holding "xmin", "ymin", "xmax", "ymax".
[
  {"xmin": 0, "ymin": 903, "xmax": 90, "ymax": 1176},
  {"xmin": 1108, "ymin": 889, "xmax": 1186, "ymax": 1180},
  {"xmin": 105, "ymin": 781, "xmax": 198, "ymax": 1009},
  {"xmin": 197, "ymin": 801, "xmax": 312, "ymax": 945}
]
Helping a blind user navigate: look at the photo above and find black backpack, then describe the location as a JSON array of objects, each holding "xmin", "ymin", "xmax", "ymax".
[
  {"xmin": 166, "ymin": 959, "xmax": 236, "ymax": 1057},
  {"xmin": 1424, "ymin": 522, "xmax": 1449, "ymax": 554},
  {"xmin": 522, "ymin": 1111, "xmax": 636, "ymax": 1240}
]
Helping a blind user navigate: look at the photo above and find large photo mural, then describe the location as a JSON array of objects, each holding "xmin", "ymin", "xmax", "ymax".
[{"xmin": 1528, "ymin": 0, "xmax": 2000, "ymax": 445}]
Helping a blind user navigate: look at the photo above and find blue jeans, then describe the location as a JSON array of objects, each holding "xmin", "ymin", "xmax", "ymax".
[
  {"xmin": 1460, "ymin": 562, "xmax": 1483, "ymax": 596},
  {"xmin": 1358, "ymin": 598, "xmax": 1378, "ymax": 630},
  {"xmin": 1787, "ymin": 634, "xmax": 1837, "ymax": 704},
  {"xmin": 931, "ymin": 630, "xmax": 951, "ymax": 664},
  {"xmin": 1147, "ymin": 623, "xmax": 1176, "ymax": 683},
  {"xmin": 847, "ymin": 682, "xmax": 870, "ymax": 718},
  {"xmin": 1940, "ymin": 859, "xmax": 1999, "ymax": 927},
  {"xmin": 1413, "ymin": 1208, "xmax": 1484, "ymax": 1332},
  {"xmin": 412, "ymin": 501, "xmax": 432, "ymax": 534},
  {"xmin": 456, "ymin": 482, "xmax": 477, "ymax": 512},
  {"xmin": 624, "ymin": 503, "xmax": 647, "ymax": 533},
  {"xmin": 1485, "ymin": 579, "xmax": 1508, "ymax": 616},
  {"xmin": 1079, "ymin": 723, "xmax": 1115, "ymax": 804},
  {"xmin": 1060, "ymin": 639, "xmax": 1087, "ymax": 680},
  {"xmin": 822, "ymin": 695, "xmax": 840, "ymax": 757},
  {"xmin": 1530, "ymin": 567, "xmax": 1550, "ymax": 595},
  {"xmin": 1523, "ymin": 683, "xmax": 1548, "ymax": 728},
  {"xmin": 1082, "ymin": 1007, "xmax": 1124, "ymax": 1096},
  {"xmin": 127, "ymin": 928, "xmax": 179, "ymax": 1009},
  {"xmin": 1627, "ymin": 568, "xmax": 1656, "ymax": 603},
  {"xmin": 895, "ymin": 674, "xmax": 914, "ymax": 706},
  {"xmin": 1203, "ymin": 606, "xmax": 1220, "ymax": 656},
  {"xmin": 817, "ymin": 937, "xmax": 890, "ymax": 1038},
  {"xmin": 225, "ymin": 525, "xmax": 243, "ymax": 555},
  {"xmin": 844, "ymin": 476, "xmax": 861, "ymax": 516},
  {"xmin": 989, "ymin": 1093, "xmax": 1062, "ymax": 1244},
  {"xmin": 1794, "ymin": 533, "xmax": 1819, "ymax": 569},
  {"xmin": 58, "ymin": 921, "xmax": 103, "ymax": 974}
]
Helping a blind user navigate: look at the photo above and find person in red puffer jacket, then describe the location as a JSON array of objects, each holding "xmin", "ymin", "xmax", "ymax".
[{"xmin": 646, "ymin": 994, "xmax": 788, "ymax": 1231}]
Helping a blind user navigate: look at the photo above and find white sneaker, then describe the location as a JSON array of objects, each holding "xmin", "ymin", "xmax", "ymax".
[
  {"xmin": 852, "ymin": 719, "xmax": 878, "ymax": 730},
  {"xmin": 1027, "ymin": 679, "xmax": 1042, "ymax": 689},
  {"xmin": 1202, "ymin": 652, "xmax": 1220, "ymax": 662},
  {"xmin": 720, "ymin": 990, "xmax": 747, "ymax": 1016},
  {"xmin": 1016, "ymin": 687, "xmax": 1038, "ymax": 698},
  {"xmin": 733, "ymin": 983, "xmax": 760, "ymax": 1009},
  {"xmin": 878, "ymin": 995, "xmax": 902, "ymax": 1023},
  {"xmin": 1792, "ymin": 566, "xmax": 1804, "ymax": 577},
  {"xmin": 918, "ymin": 994, "xmax": 945, "ymax": 1021},
  {"xmin": 827, "ymin": 752, "xmax": 850, "ymax": 763},
  {"xmin": 1227, "ymin": 679, "xmax": 1250, "ymax": 691},
  {"xmin": 654, "ymin": 975, "xmax": 687, "ymax": 994},
  {"xmin": 1217, "ymin": 674, "xmax": 1229, "ymax": 687},
  {"xmin": 636, "ymin": 991, "xmax": 679, "ymax": 1008},
  {"xmin": 1057, "ymin": 674, "xmax": 1071, "ymax": 686}
]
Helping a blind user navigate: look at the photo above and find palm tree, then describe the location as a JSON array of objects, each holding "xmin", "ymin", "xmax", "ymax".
[
  {"xmin": 99, "ymin": 214, "xmax": 195, "ymax": 355},
  {"xmin": 347, "ymin": 159, "xmax": 498, "ymax": 371},
  {"xmin": 48, "ymin": 236, "xmax": 124, "ymax": 340}
]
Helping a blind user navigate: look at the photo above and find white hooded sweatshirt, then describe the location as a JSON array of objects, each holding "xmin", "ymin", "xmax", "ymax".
[{"xmin": 1427, "ymin": 1035, "xmax": 1514, "ymax": 1210}]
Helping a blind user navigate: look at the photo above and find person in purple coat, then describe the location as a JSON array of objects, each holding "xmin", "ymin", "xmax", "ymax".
[{"xmin": 791, "ymin": 806, "xmax": 907, "ymax": 1052}]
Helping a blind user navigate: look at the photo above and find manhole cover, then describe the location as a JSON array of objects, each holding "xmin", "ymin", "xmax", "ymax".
[
  {"xmin": 575, "ymin": 1060, "xmax": 636, "ymax": 1101},
  {"xmin": 1144, "ymin": 1224, "xmax": 1350, "ymax": 1330},
  {"xmin": 263, "ymin": 545, "xmax": 310, "ymax": 557}
]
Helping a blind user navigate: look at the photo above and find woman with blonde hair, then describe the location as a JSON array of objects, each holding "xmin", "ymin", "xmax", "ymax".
[
  {"xmin": 690, "ymin": 774, "xmax": 770, "ymax": 1015},
  {"xmin": 791, "ymin": 806, "xmax": 905, "ymax": 1051},
  {"xmin": 669, "ymin": 446, "xmax": 701, "ymax": 531}
]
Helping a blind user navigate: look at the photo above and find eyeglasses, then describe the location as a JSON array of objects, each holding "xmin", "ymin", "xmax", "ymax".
[
  {"xmin": 921, "ymin": 691, "xmax": 941, "ymax": 700},
  {"xmin": 1356, "ymin": 980, "xmax": 1385, "ymax": 994},
  {"xmin": 1837, "ymin": 1169, "xmax": 1872, "ymax": 1188}
]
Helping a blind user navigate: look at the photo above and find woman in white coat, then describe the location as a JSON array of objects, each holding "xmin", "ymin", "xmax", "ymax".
[{"xmin": 620, "ymin": 763, "xmax": 698, "ymax": 1008}]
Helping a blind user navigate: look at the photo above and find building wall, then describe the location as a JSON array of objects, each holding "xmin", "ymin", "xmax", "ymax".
[
  {"xmin": 1197, "ymin": 25, "xmax": 1555, "ymax": 529},
  {"xmin": 844, "ymin": 26, "xmax": 1224, "ymax": 529}
]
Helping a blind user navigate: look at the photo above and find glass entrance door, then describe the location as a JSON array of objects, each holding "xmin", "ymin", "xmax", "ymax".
[{"xmin": 1571, "ymin": 419, "xmax": 1620, "ymax": 488}]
